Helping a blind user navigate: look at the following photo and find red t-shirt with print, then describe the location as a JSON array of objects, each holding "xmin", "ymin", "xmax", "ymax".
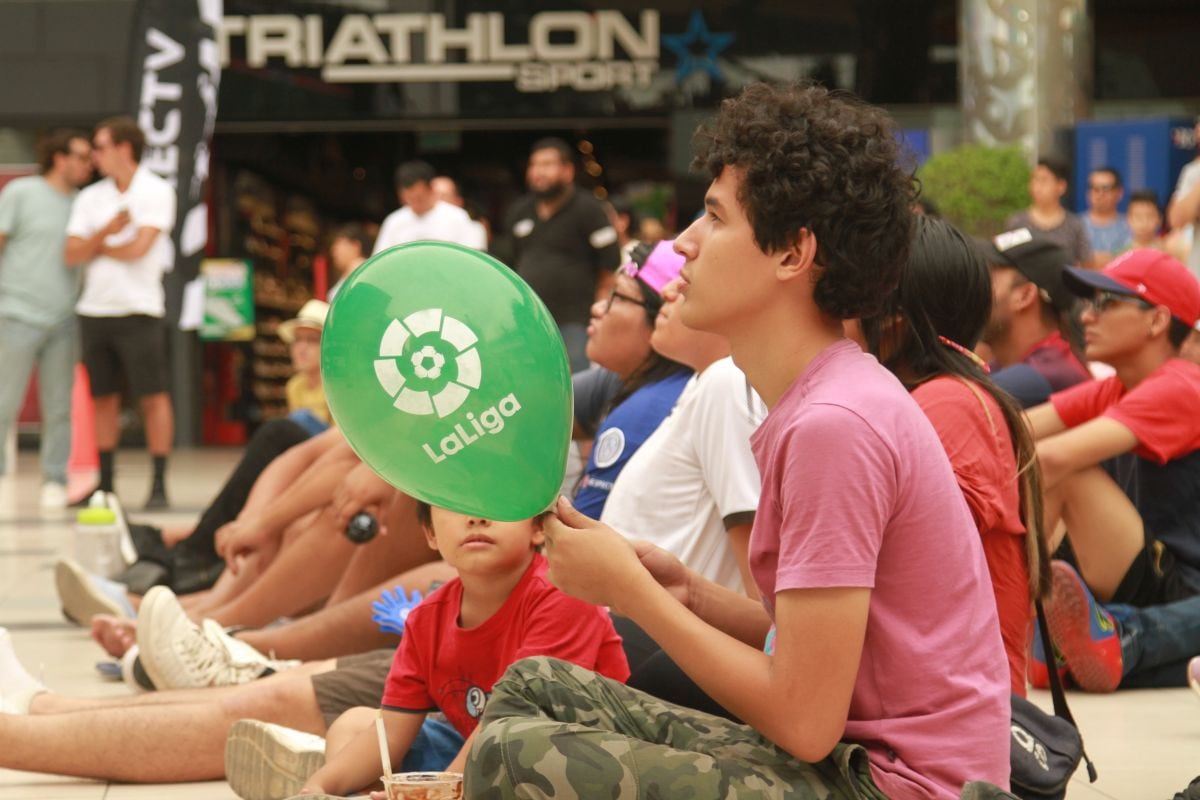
[
  {"xmin": 1050, "ymin": 358, "xmax": 1200, "ymax": 464},
  {"xmin": 381, "ymin": 553, "xmax": 630, "ymax": 737}
]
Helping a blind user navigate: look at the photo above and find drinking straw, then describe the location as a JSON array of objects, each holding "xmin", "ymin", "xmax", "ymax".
[{"xmin": 376, "ymin": 709, "xmax": 394, "ymax": 781}]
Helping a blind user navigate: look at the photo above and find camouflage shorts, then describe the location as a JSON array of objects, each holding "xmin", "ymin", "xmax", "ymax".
[{"xmin": 464, "ymin": 656, "xmax": 889, "ymax": 800}]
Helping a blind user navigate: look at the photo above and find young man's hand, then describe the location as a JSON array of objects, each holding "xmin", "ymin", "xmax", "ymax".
[
  {"xmin": 630, "ymin": 540, "xmax": 693, "ymax": 608},
  {"xmin": 542, "ymin": 496, "xmax": 661, "ymax": 615}
]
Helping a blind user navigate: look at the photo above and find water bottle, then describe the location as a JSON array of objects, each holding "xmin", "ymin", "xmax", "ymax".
[{"xmin": 74, "ymin": 492, "xmax": 124, "ymax": 578}]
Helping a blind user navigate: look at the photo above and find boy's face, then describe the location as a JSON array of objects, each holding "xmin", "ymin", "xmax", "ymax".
[
  {"xmin": 674, "ymin": 167, "xmax": 780, "ymax": 337},
  {"xmin": 1127, "ymin": 201, "xmax": 1161, "ymax": 242},
  {"xmin": 424, "ymin": 508, "xmax": 543, "ymax": 575},
  {"xmin": 1029, "ymin": 166, "xmax": 1066, "ymax": 206}
]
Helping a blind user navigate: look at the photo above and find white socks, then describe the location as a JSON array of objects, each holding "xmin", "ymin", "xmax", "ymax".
[{"xmin": 0, "ymin": 628, "xmax": 47, "ymax": 714}]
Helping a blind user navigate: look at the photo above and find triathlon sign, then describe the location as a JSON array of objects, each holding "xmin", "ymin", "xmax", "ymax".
[{"xmin": 219, "ymin": 10, "xmax": 663, "ymax": 93}]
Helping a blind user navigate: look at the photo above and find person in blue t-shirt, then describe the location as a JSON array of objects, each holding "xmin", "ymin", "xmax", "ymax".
[
  {"xmin": 1083, "ymin": 167, "xmax": 1133, "ymax": 268},
  {"xmin": 573, "ymin": 241, "xmax": 691, "ymax": 517}
]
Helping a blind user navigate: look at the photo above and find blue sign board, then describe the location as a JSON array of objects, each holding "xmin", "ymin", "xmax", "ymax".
[{"xmin": 1073, "ymin": 117, "xmax": 1195, "ymax": 213}]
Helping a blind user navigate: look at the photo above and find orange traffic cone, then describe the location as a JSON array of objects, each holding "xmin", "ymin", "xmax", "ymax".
[{"xmin": 67, "ymin": 363, "xmax": 99, "ymax": 503}]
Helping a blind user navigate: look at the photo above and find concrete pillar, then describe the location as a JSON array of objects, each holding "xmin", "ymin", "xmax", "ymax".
[{"xmin": 960, "ymin": 0, "xmax": 1091, "ymax": 157}]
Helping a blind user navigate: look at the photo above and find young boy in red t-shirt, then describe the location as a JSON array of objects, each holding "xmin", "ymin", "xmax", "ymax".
[{"xmin": 296, "ymin": 502, "xmax": 629, "ymax": 796}]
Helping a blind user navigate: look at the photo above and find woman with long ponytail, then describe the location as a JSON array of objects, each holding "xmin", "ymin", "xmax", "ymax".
[{"xmin": 857, "ymin": 214, "xmax": 1049, "ymax": 696}]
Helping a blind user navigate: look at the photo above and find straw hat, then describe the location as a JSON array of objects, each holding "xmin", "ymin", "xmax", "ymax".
[{"xmin": 277, "ymin": 299, "xmax": 329, "ymax": 343}]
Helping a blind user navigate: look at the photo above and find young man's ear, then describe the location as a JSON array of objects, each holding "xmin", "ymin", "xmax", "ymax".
[
  {"xmin": 776, "ymin": 229, "xmax": 818, "ymax": 281},
  {"xmin": 1149, "ymin": 306, "xmax": 1172, "ymax": 339},
  {"xmin": 1012, "ymin": 281, "xmax": 1039, "ymax": 312}
]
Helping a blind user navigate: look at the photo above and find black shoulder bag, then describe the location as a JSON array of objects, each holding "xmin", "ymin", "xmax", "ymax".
[{"xmin": 1009, "ymin": 600, "xmax": 1099, "ymax": 799}]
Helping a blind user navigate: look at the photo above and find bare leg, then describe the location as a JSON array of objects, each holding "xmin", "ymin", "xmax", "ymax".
[
  {"xmin": 329, "ymin": 493, "xmax": 441, "ymax": 604},
  {"xmin": 324, "ymin": 706, "xmax": 375, "ymax": 758},
  {"xmin": 239, "ymin": 560, "xmax": 456, "ymax": 661},
  {"xmin": 1044, "ymin": 465, "xmax": 1146, "ymax": 601},
  {"xmin": 203, "ymin": 505, "xmax": 356, "ymax": 628},
  {"xmin": 29, "ymin": 660, "xmax": 335, "ymax": 714},
  {"xmin": 1, "ymin": 665, "xmax": 331, "ymax": 781},
  {"xmin": 140, "ymin": 392, "xmax": 174, "ymax": 457},
  {"xmin": 93, "ymin": 394, "xmax": 121, "ymax": 451},
  {"xmin": 238, "ymin": 427, "xmax": 353, "ymax": 522},
  {"xmin": 183, "ymin": 510, "xmax": 315, "ymax": 620}
]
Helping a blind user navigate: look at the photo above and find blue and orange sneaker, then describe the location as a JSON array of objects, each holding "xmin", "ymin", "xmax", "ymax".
[
  {"xmin": 1045, "ymin": 560, "xmax": 1123, "ymax": 692},
  {"xmin": 1028, "ymin": 617, "xmax": 1069, "ymax": 689}
]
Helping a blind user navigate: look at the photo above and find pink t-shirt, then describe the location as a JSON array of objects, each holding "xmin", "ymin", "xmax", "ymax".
[{"xmin": 749, "ymin": 340, "xmax": 1010, "ymax": 800}]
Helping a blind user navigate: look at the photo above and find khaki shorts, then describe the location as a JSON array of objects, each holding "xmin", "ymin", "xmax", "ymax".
[{"xmin": 310, "ymin": 648, "xmax": 393, "ymax": 727}]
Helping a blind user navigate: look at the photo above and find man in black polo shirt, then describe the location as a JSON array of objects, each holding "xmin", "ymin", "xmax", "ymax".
[{"xmin": 496, "ymin": 138, "xmax": 620, "ymax": 371}]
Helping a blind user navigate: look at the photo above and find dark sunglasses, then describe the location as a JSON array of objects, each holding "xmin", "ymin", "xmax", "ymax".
[{"xmin": 1086, "ymin": 290, "xmax": 1155, "ymax": 313}]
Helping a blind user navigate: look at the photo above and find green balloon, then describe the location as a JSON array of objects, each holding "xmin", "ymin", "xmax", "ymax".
[{"xmin": 321, "ymin": 242, "xmax": 572, "ymax": 521}]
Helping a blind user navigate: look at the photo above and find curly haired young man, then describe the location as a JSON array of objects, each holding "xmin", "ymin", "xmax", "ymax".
[{"xmin": 465, "ymin": 82, "xmax": 1013, "ymax": 800}]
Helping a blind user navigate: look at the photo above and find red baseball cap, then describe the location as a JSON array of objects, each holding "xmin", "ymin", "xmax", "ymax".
[{"xmin": 1063, "ymin": 249, "xmax": 1200, "ymax": 327}]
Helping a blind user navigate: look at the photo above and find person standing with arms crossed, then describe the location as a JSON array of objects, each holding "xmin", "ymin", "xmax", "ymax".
[
  {"xmin": 0, "ymin": 130, "xmax": 95, "ymax": 509},
  {"xmin": 65, "ymin": 117, "xmax": 177, "ymax": 509}
]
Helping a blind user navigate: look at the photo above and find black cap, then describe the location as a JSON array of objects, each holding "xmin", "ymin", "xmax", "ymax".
[{"xmin": 978, "ymin": 228, "xmax": 1076, "ymax": 314}]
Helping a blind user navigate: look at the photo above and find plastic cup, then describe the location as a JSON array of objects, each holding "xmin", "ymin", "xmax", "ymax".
[{"xmin": 381, "ymin": 771, "xmax": 463, "ymax": 800}]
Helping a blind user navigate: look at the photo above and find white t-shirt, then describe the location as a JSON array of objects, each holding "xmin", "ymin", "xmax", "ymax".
[
  {"xmin": 601, "ymin": 357, "xmax": 766, "ymax": 592},
  {"xmin": 1172, "ymin": 159, "xmax": 1200, "ymax": 277},
  {"xmin": 373, "ymin": 200, "xmax": 486, "ymax": 253},
  {"xmin": 68, "ymin": 166, "xmax": 176, "ymax": 317}
]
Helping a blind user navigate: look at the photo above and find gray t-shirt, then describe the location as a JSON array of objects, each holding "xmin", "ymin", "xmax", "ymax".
[
  {"xmin": 1172, "ymin": 159, "xmax": 1200, "ymax": 278},
  {"xmin": 0, "ymin": 175, "xmax": 79, "ymax": 327},
  {"xmin": 1004, "ymin": 209, "xmax": 1093, "ymax": 267}
]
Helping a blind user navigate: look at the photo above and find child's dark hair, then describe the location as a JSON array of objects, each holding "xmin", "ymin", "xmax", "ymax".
[
  {"xmin": 1037, "ymin": 156, "xmax": 1071, "ymax": 183},
  {"xmin": 691, "ymin": 81, "xmax": 916, "ymax": 319},
  {"xmin": 1128, "ymin": 188, "xmax": 1161, "ymax": 212},
  {"xmin": 415, "ymin": 500, "xmax": 432, "ymax": 529},
  {"xmin": 861, "ymin": 215, "xmax": 1050, "ymax": 602}
]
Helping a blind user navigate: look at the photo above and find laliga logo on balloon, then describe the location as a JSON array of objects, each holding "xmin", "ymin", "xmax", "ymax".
[{"xmin": 372, "ymin": 308, "xmax": 522, "ymax": 464}]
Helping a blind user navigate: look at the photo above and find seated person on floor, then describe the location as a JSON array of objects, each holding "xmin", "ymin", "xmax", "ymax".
[
  {"xmin": 976, "ymin": 228, "xmax": 1091, "ymax": 407},
  {"xmin": 857, "ymin": 214, "xmax": 1049, "ymax": 696},
  {"xmin": 1027, "ymin": 249, "xmax": 1200, "ymax": 692},
  {"xmin": 279, "ymin": 299, "xmax": 332, "ymax": 435},
  {"xmin": 290, "ymin": 501, "xmax": 629, "ymax": 798},
  {"xmin": 463, "ymin": 82, "xmax": 1011, "ymax": 800}
]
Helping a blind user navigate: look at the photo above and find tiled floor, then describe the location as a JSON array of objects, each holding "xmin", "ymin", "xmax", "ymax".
[{"xmin": 0, "ymin": 447, "xmax": 1197, "ymax": 799}]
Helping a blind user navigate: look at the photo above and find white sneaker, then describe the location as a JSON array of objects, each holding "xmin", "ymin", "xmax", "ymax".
[
  {"xmin": 0, "ymin": 628, "xmax": 47, "ymax": 714},
  {"xmin": 224, "ymin": 719, "xmax": 327, "ymax": 800},
  {"xmin": 136, "ymin": 587, "xmax": 300, "ymax": 690},
  {"xmin": 54, "ymin": 558, "xmax": 134, "ymax": 624},
  {"xmin": 40, "ymin": 482, "xmax": 67, "ymax": 510}
]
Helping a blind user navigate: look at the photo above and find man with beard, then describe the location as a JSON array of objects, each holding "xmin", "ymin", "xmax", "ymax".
[
  {"xmin": 496, "ymin": 138, "xmax": 621, "ymax": 371},
  {"xmin": 979, "ymin": 228, "xmax": 1091, "ymax": 408}
]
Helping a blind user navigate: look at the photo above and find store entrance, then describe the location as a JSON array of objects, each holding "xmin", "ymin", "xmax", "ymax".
[{"xmin": 202, "ymin": 125, "xmax": 671, "ymax": 442}]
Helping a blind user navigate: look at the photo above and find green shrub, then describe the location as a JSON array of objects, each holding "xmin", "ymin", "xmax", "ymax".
[{"xmin": 918, "ymin": 144, "xmax": 1030, "ymax": 237}]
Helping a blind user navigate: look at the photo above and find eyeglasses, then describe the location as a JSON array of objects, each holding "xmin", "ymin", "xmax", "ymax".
[
  {"xmin": 602, "ymin": 287, "xmax": 648, "ymax": 314},
  {"xmin": 1085, "ymin": 290, "xmax": 1155, "ymax": 313}
]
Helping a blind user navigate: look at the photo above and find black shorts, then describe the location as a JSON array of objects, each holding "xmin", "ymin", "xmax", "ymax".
[
  {"xmin": 79, "ymin": 314, "xmax": 169, "ymax": 397},
  {"xmin": 1111, "ymin": 537, "xmax": 1197, "ymax": 606},
  {"xmin": 310, "ymin": 648, "xmax": 392, "ymax": 727}
]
